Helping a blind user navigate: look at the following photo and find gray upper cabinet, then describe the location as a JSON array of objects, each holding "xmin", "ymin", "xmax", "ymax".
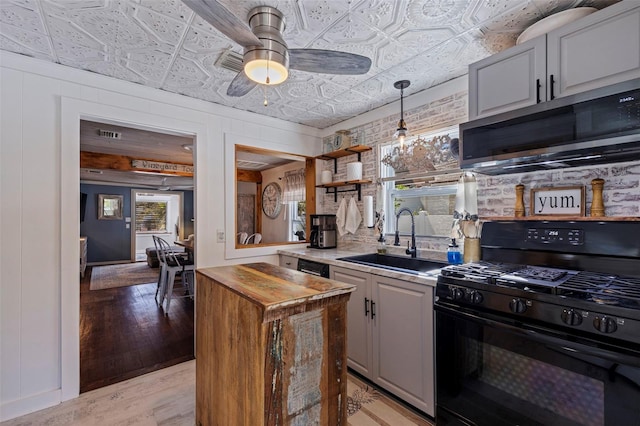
[
  {"xmin": 468, "ymin": 36, "xmax": 546, "ymax": 119},
  {"xmin": 547, "ymin": 2, "xmax": 640, "ymax": 99},
  {"xmin": 469, "ymin": 1, "xmax": 640, "ymax": 120}
]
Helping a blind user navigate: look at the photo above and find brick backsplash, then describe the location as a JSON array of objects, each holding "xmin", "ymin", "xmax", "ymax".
[{"xmin": 321, "ymin": 90, "xmax": 640, "ymax": 256}]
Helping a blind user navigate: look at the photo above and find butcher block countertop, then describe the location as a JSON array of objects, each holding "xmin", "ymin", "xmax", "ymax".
[{"xmin": 196, "ymin": 262, "xmax": 355, "ymax": 322}]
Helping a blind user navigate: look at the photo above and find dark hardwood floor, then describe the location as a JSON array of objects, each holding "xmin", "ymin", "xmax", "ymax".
[{"xmin": 80, "ymin": 265, "xmax": 194, "ymax": 393}]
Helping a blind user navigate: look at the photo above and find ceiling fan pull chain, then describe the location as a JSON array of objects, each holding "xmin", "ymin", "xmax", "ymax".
[{"xmin": 263, "ymin": 85, "xmax": 269, "ymax": 107}]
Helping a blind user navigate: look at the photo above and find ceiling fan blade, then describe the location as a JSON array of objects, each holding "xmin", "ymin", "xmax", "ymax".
[
  {"xmin": 289, "ymin": 49, "xmax": 372, "ymax": 75},
  {"xmin": 182, "ymin": 0, "xmax": 262, "ymax": 48},
  {"xmin": 227, "ymin": 71, "xmax": 257, "ymax": 97}
]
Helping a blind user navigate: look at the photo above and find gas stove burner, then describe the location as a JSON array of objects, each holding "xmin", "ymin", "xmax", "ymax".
[
  {"xmin": 591, "ymin": 294, "xmax": 620, "ymax": 305},
  {"xmin": 512, "ymin": 266, "xmax": 568, "ymax": 282}
]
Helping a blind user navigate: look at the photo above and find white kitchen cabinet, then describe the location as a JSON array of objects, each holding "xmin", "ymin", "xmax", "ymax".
[
  {"xmin": 278, "ymin": 254, "xmax": 298, "ymax": 270},
  {"xmin": 371, "ymin": 275, "xmax": 435, "ymax": 416},
  {"xmin": 331, "ymin": 265, "xmax": 435, "ymax": 416},
  {"xmin": 469, "ymin": 1, "xmax": 640, "ymax": 120},
  {"xmin": 332, "ymin": 267, "xmax": 373, "ymax": 378}
]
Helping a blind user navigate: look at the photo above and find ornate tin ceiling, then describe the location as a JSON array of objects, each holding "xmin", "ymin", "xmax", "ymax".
[{"xmin": 0, "ymin": 0, "xmax": 618, "ymax": 129}]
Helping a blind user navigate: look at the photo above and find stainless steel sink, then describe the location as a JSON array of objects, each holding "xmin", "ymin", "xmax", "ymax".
[{"xmin": 337, "ymin": 253, "xmax": 446, "ymax": 274}]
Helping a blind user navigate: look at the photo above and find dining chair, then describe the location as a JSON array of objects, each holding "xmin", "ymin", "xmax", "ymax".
[
  {"xmin": 245, "ymin": 233, "xmax": 262, "ymax": 244},
  {"xmin": 152, "ymin": 235, "xmax": 166, "ymax": 303},
  {"xmin": 237, "ymin": 232, "xmax": 248, "ymax": 244},
  {"xmin": 155, "ymin": 236, "xmax": 195, "ymax": 314}
]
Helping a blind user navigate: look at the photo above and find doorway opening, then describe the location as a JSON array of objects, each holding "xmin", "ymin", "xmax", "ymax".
[{"xmin": 78, "ymin": 119, "xmax": 196, "ymax": 393}]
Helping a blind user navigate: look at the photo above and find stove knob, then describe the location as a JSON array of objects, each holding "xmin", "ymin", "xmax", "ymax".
[
  {"xmin": 593, "ymin": 316, "xmax": 617, "ymax": 334},
  {"xmin": 561, "ymin": 309, "xmax": 583, "ymax": 326},
  {"xmin": 509, "ymin": 298, "xmax": 527, "ymax": 314},
  {"xmin": 469, "ymin": 291, "xmax": 483, "ymax": 304},
  {"xmin": 449, "ymin": 287, "xmax": 465, "ymax": 301}
]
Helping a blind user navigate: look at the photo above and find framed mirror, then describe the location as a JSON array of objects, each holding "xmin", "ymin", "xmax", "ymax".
[{"xmin": 98, "ymin": 194, "xmax": 123, "ymax": 220}]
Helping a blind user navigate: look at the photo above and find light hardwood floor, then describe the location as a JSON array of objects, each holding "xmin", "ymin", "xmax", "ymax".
[{"xmin": 2, "ymin": 361, "xmax": 434, "ymax": 425}]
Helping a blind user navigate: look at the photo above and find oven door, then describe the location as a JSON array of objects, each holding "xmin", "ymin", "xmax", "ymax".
[{"xmin": 435, "ymin": 302, "xmax": 640, "ymax": 426}]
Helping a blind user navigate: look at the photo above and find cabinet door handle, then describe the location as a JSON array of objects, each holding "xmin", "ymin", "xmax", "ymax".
[
  {"xmin": 364, "ymin": 298, "xmax": 370, "ymax": 317},
  {"xmin": 549, "ymin": 74, "xmax": 555, "ymax": 100},
  {"xmin": 371, "ymin": 301, "xmax": 376, "ymax": 319},
  {"xmin": 536, "ymin": 78, "xmax": 541, "ymax": 103}
]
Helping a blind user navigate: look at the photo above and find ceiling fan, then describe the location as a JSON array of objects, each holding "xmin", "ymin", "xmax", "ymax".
[
  {"xmin": 182, "ymin": 1, "xmax": 372, "ymax": 97},
  {"xmin": 155, "ymin": 177, "xmax": 194, "ymax": 191}
]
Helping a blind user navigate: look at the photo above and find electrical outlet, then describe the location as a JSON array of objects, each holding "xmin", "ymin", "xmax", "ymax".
[{"xmin": 216, "ymin": 230, "xmax": 225, "ymax": 243}]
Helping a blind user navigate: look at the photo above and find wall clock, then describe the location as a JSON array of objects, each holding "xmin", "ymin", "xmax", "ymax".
[{"xmin": 262, "ymin": 182, "xmax": 283, "ymax": 219}]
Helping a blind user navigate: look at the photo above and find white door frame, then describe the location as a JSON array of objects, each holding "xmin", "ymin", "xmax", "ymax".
[{"xmin": 61, "ymin": 98, "xmax": 204, "ymax": 400}]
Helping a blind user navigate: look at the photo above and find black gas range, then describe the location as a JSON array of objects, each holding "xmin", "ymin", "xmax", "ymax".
[
  {"xmin": 436, "ymin": 220, "xmax": 640, "ymax": 347},
  {"xmin": 435, "ymin": 221, "xmax": 640, "ymax": 426}
]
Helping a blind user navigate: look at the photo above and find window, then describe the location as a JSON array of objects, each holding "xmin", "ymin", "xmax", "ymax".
[
  {"xmin": 289, "ymin": 201, "xmax": 306, "ymax": 241},
  {"xmin": 379, "ymin": 126, "xmax": 459, "ymax": 238},
  {"xmin": 135, "ymin": 200, "xmax": 168, "ymax": 232}
]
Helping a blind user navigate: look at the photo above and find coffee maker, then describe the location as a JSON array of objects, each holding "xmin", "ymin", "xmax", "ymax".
[{"xmin": 309, "ymin": 214, "xmax": 337, "ymax": 249}]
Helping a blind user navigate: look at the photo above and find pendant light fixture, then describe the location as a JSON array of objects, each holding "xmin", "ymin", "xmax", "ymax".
[{"xmin": 393, "ymin": 80, "xmax": 410, "ymax": 146}]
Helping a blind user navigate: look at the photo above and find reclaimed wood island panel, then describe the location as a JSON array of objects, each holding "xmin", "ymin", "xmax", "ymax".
[{"xmin": 195, "ymin": 262, "xmax": 355, "ymax": 426}]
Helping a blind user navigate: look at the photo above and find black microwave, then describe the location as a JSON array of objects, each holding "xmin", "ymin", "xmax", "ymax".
[{"xmin": 459, "ymin": 78, "xmax": 640, "ymax": 175}]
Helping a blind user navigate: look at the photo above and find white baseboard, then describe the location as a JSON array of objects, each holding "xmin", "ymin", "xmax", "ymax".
[{"xmin": 1, "ymin": 389, "xmax": 62, "ymax": 422}]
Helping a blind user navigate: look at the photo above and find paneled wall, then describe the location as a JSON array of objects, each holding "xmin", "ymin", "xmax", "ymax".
[{"xmin": 0, "ymin": 51, "xmax": 320, "ymax": 421}]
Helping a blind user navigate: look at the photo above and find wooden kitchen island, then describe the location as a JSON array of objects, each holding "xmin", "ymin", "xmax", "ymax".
[{"xmin": 195, "ymin": 262, "xmax": 355, "ymax": 426}]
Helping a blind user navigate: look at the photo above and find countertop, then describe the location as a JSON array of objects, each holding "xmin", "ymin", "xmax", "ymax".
[
  {"xmin": 278, "ymin": 246, "xmax": 445, "ymax": 287},
  {"xmin": 196, "ymin": 262, "xmax": 355, "ymax": 321}
]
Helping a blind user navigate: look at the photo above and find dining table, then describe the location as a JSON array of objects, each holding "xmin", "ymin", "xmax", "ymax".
[{"xmin": 174, "ymin": 238, "xmax": 194, "ymax": 262}]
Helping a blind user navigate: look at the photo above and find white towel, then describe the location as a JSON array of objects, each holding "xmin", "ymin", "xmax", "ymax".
[
  {"xmin": 336, "ymin": 196, "xmax": 348, "ymax": 236},
  {"xmin": 345, "ymin": 197, "xmax": 362, "ymax": 234}
]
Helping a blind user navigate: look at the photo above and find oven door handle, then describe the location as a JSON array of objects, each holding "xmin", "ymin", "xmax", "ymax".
[{"xmin": 436, "ymin": 304, "xmax": 640, "ymax": 367}]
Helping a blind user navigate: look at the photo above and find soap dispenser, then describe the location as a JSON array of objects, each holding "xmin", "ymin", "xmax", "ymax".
[
  {"xmin": 447, "ymin": 238, "xmax": 462, "ymax": 264},
  {"xmin": 377, "ymin": 236, "xmax": 387, "ymax": 254}
]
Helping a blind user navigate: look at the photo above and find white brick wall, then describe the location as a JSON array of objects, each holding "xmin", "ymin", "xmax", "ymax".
[{"xmin": 321, "ymin": 90, "xmax": 640, "ymax": 256}]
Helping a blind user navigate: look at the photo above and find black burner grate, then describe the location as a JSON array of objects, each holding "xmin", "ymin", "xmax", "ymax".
[
  {"xmin": 557, "ymin": 272, "xmax": 640, "ymax": 309},
  {"xmin": 440, "ymin": 262, "xmax": 522, "ymax": 284}
]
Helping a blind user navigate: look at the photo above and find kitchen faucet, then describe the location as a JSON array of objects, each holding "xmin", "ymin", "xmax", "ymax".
[{"xmin": 394, "ymin": 207, "xmax": 417, "ymax": 258}]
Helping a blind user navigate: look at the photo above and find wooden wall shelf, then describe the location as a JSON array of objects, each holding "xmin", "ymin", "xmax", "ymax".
[
  {"xmin": 316, "ymin": 145, "xmax": 373, "ymax": 201},
  {"xmin": 481, "ymin": 216, "xmax": 640, "ymax": 222},
  {"xmin": 315, "ymin": 144, "xmax": 372, "ymax": 161},
  {"xmin": 317, "ymin": 179, "xmax": 372, "ymax": 202}
]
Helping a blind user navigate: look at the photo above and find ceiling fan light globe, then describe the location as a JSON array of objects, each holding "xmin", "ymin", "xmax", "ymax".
[{"xmin": 244, "ymin": 59, "xmax": 288, "ymax": 85}]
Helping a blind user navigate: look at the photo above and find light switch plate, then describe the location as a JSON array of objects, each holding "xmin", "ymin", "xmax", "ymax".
[{"xmin": 216, "ymin": 230, "xmax": 225, "ymax": 243}]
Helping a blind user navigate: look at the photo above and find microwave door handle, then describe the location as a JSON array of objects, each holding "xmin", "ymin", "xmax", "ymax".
[{"xmin": 437, "ymin": 305, "xmax": 640, "ymax": 367}]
